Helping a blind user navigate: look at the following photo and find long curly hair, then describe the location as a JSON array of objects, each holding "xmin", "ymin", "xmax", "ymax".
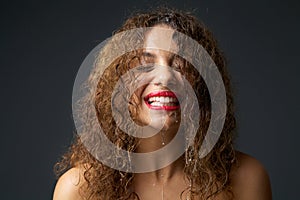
[{"xmin": 55, "ymin": 7, "xmax": 237, "ymax": 200}]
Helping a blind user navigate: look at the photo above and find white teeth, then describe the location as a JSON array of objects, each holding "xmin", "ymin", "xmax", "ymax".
[
  {"xmin": 152, "ymin": 102, "xmax": 161, "ymax": 106},
  {"xmin": 148, "ymin": 96, "xmax": 178, "ymax": 104},
  {"xmin": 160, "ymin": 97, "xmax": 164, "ymax": 103},
  {"xmin": 149, "ymin": 97, "xmax": 155, "ymax": 102}
]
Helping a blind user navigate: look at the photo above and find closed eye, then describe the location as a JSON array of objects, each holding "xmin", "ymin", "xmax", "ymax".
[
  {"xmin": 141, "ymin": 51, "xmax": 156, "ymax": 64},
  {"xmin": 171, "ymin": 63, "xmax": 181, "ymax": 72},
  {"xmin": 136, "ymin": 64, "xmax": 155, "ymax": 72},
  {"xmin": 171, "ymin": 56, "xmax": 184, "ymax": 72}
]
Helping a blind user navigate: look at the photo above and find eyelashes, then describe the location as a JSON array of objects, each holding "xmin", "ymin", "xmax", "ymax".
[
  {"xmin": 139, "ymin": 51, "xmax": 184, "ymax": 73},
  {"xmin": 136, "ymin": 64, "xmax": 182, "ymax": 74},
  {"xmin": 171, "ymin": 63, "xmax": 182, "ymax": 72},
  {"xmin": 136, "ymin": 64, "xmax": 155, "ymax": 72}
]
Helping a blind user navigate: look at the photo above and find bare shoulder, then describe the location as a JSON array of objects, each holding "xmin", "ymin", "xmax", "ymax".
[
  {"xmin": 230, "ymin": 151, "xmax": 272, "ymax": 200},
  {"xmin": 53, "ymin": 167, "xmax": 86, "ymax": 200}
]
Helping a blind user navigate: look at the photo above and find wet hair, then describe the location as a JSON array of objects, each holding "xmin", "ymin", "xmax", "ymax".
[{"xmin": 55, "ymin": 7, "xmax": 237, "ymax": 200}]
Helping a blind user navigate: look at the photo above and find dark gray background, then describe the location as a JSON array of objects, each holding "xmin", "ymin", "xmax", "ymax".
[{"xmin": 1, "ymin": 0, "xmax": 299, "ymax": 199}]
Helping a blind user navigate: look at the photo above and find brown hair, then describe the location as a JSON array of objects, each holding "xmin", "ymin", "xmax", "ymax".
[{"xmin": 55, "ymin": 7, "xmax": 237, "ymax": 200}]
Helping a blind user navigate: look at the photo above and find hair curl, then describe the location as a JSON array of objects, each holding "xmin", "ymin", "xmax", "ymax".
[{"xmin": 55, "ymin": 7, "xmax": 237, "ymax": 200}]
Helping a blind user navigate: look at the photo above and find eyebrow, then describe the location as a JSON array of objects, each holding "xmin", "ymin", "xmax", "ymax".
[
  {"xmin": 141, "ymin": 50, "xmax": 183, "ymax": 64},
  {"xmin": 142, "ymin": 51, "xmax": 156, "ymax": 59}
]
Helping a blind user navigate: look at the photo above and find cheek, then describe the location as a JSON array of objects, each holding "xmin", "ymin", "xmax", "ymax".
[
  {"xmin": 129, "ymin": 94, "xmax": 152, "ymax": 126},
  {"xmin": 128, "ymin": 93, "xmax": 139, "ymax": 119},
  {"xmin": 131, "ymin": 84, "xmax": 148, "ymax": 105}
]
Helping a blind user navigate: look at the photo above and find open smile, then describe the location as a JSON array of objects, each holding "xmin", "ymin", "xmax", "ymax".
[{"xmin": 144, "ymin": 91, "xmax": 180, "ymax": 111}]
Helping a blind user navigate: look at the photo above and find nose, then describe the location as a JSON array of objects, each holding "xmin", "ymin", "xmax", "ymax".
[
  {"xmin": 152, "ymin": 65, "xmax": 175, "ymax": 86},
  {"xmin": 150, "ymin": 51, "xmax": 179, "ymax": 87}
]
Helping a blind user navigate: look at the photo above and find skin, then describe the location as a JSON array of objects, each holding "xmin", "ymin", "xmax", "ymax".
[
  {"xmin": 53, "ymin": 152, "xmax": 272, "ymax": 200},
  {"xmin": 131, "ymin": 25, "xmax": 184, "ymax": 154},
  {"xmin": 53, "ymin": 25, "xmax": 272, "ymax": 200}
]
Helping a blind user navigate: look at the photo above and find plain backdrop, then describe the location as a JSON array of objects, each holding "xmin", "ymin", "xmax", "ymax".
[{"xmin": 1, "ymin": 0, "xmax": 299, "ymax": 199}]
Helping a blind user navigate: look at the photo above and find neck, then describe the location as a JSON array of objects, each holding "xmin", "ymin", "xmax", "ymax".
[
  {"xmin": 134, "ymin": 156, "xmax": 185, "ymax": 184},
  {"xmin": 134, "ymin": 126, "xmax": 186, "ymax": 183}
]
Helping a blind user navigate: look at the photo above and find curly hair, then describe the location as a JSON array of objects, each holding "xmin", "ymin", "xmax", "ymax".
[{"xmin": 55, "ymin": 7, "xmax": 237, "ymax": 200}]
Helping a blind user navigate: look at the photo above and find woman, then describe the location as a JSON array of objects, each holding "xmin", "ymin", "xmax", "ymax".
[{"xmin": 53, "ymin": 8, "xmax": 272, "ymax": 200}]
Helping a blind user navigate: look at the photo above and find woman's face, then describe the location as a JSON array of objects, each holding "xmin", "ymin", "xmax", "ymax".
[{"xmin": 131, "ymin": 25, "xmax": 185, "ymax": 132}]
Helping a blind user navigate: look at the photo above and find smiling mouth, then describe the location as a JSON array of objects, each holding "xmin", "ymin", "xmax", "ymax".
[{"xmin": 144, "ymin": 91, "xmax": 180, "ymax": 111}]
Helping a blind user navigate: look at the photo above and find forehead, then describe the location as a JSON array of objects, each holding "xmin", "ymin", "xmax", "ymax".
[{"xmin": 143, "ymin": 25, "xmax": 179, "ymax": 53}]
